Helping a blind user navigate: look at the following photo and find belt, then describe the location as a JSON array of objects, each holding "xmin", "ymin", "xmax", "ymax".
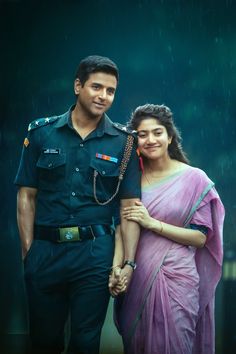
[{"xmin": 34, "ymin": 224, "xmax": 112, "ymax": 243}]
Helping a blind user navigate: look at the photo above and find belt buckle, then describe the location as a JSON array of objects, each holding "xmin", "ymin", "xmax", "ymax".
[{"xmin": 59, "ymin": 226, "xmax": 81, "ymax": 242}]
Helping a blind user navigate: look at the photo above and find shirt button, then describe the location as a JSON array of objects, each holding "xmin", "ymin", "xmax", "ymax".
[
  {"xmin": 75, "ymin": 167, "xmax": 80, "ymax": 172},
  {"xmin": 102, "ymin": 170, "xmax": 106, "ymax": 175},
  {"xmin": 48, "ymin": 163, "xmax": 53, "ymax": 168},
  {"xmin": 71, "ymin": 192, "xmax": 76, "ymax": 196},
  {"xmin": 80, "ymin": 143, "xmax": 84, "ymax": 147}
]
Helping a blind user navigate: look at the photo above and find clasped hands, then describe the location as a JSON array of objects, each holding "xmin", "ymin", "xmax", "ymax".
[{"xmin": 109, "ymin": 265, "xmax": 133, "ymax": 297}]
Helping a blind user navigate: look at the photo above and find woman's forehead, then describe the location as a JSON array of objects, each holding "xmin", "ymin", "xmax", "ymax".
[{"xmin": 137, "ymin": 118, "xmax": 163, "ymax": 130}]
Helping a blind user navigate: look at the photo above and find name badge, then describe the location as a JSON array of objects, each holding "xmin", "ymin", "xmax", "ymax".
[{"xmin": 43, "ymin": 148, "xmax": 60, "ymax": 154}]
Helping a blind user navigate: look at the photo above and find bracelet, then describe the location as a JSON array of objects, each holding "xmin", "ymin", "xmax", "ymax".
[
  {"xmin": 159, "ymin": 221, "xmax": 163, "ymax": 234},
  {"xmin": 110, "ymin": 264, "xmax": 122, "ymax": 271}
]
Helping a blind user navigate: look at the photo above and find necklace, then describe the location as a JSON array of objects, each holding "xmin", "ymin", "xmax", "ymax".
[
  {"xmin": 143, "ymin": 165, "xmax": 173, "ymax": 185},
  {"xmin": 144, "ymin": 173, "xmax": 151, "ymax": 185},
  {"xmin": 143, "ymin": 172, "xmax": 168, "ymax": 185}
]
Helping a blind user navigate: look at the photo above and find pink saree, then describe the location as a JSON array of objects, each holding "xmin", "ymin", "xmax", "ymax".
[{"xmin": 115, "ymin": 166, "xmax": 224, "ymax": 354}]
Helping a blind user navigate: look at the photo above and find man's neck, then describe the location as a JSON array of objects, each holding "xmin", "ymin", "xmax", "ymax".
[{"xmin": 71, "ymin": 105, "xmax": 103, "ymax": 139}]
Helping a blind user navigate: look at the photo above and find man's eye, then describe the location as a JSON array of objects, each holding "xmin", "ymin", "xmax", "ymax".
[{"xmin": 108, "ymin": 89, "xmax": 115, "ymax": 94}]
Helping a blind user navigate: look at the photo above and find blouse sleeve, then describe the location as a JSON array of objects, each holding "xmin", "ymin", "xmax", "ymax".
[{"xmin": 189, "ymin": 198, "xmax": 213, "ymax": 232}]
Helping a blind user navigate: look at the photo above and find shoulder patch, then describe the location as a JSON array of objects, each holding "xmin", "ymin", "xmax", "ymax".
[
  {"xmin": 28, "ymin": 116, "xmax": 59, "ymax": 131},
  {"xmin": 112, "ymin": 122, "xmax": 136, "ymax": 135}
]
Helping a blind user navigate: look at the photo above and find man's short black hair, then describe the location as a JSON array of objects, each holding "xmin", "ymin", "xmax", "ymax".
[{"xmin": 75, "ymin": 55, "xmax": 119, "ymax": 86}]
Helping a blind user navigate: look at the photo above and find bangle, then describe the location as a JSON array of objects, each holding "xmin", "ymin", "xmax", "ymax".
[
  {"xmin": 159, "ymin": 221, "xmax": 163, "ymax": 234},
  {"xmin": 110, "ymin": 265, "xmax": 121, "ymax": 271}
]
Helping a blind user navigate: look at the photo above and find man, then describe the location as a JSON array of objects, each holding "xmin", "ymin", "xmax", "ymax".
[{"xmin": 15, "ymin": 55, "xmax": 141, "ymax": 354}]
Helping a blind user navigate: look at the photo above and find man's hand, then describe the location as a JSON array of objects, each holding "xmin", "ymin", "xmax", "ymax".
[
  {"xmin": 119, "ymin": 265, "xmax": 134, "ymax": 290},
  {"xmin": 22, "ymin": 242, "xmax": 32, "ymax": 260},
  {"xmin": 109, "ymin": 266, "xmax": 127, "ymax": 297}
]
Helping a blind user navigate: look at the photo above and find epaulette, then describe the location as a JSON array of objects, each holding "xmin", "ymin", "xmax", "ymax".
[
  {"xmin": 112, "ymin": 122, "xmax": 136, "ymax": 135},
  {"xmin": 28, "ymin": 116, "xmax": 60, "ymax": 131}
]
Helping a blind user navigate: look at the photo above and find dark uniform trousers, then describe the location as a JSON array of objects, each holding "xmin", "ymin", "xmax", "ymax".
[{"xmin": 24, "ymin": 231, "xmax": 114, "ymax": 354}]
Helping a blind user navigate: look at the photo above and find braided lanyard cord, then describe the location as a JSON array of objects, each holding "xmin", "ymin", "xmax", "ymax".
[{"xmin": 93, "ymin": 135, "xmax": 135, "ymax": 205}]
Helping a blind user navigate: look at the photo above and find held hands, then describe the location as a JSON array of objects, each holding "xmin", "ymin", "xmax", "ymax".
[
  {"xmin": 109, "ymin": 266, "xmax": 128, "ymax": 297},
  {"xmin": 108, "ymin": 264, "xmax": 135, "ymax": 297},
  {"xmin": 122, "ymin": 201, "xmax": 152, "ymax": 229}
]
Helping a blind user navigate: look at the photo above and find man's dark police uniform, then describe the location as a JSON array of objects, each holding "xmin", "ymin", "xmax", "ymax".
[{"xmin": 15, "ymin": 106, "xmax": 141, "ymax": 354}]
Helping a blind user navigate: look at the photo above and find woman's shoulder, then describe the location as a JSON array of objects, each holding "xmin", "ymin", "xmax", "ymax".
[{"xmin": 186, "ymin": 165, "xmax": 213, "ymax": 184}]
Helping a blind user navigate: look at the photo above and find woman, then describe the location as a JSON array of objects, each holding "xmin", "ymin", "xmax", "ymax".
[{"xmin": 114, "ymin": 104, "xmax": 224, "ymax": 354}]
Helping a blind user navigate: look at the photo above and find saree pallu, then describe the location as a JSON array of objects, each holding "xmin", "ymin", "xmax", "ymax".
[{"xmin": 115, "ymin": 167, "xmax": 224, "ymax": 354}]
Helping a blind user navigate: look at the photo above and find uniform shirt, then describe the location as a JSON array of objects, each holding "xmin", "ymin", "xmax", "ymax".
[{"xmin": 14, "ymin": 106, "xmax": 141, "ymax": 227}]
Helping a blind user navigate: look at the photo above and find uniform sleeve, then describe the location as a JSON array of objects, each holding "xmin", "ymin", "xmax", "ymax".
[
  {"xmin": 119, "ymin": 140, "xmax": 141, "ymax": 199},
  {"xmin": 112, "ymin": 205, "xmax": 121, "ymax": 226},
  {"xmin": 14, "ymin": 130, "xmax": 40, "ymax": 188}
]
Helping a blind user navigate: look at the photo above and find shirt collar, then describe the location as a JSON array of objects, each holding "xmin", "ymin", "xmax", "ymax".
[
  {"xmin": 96, "ymin": 114, "xmax": 119, "ymax": 137},
  {"xmin": 54, "ymin": 106, "xmax": 119, "ymax": 136},
  {"xmin": 54, "ymin": 105, "xmax": 74, "ymax": 128}
]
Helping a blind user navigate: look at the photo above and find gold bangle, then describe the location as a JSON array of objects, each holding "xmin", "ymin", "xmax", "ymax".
[
  {"xmin": 110, "ymin": 265, "xmax": 121, "ymax": 270},
  {"xmin": 159, "ymin": 221, "xmax": 163, "ymax": 234}
]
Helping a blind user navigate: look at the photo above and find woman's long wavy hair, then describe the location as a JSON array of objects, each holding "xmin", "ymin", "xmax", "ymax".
[{"xmin": 128, "ymin": 103, "xmax": 189, "ymax": 164}]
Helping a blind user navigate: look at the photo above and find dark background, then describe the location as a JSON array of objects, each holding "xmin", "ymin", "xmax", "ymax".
[{"xmin": 0, "ymin": 0, "xmax": 235, "ymax": 353}]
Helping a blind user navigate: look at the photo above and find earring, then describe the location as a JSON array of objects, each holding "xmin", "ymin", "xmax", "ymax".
[{"xmin": 136, "ymin": 148, "xmax": 144, "ymax": 173}]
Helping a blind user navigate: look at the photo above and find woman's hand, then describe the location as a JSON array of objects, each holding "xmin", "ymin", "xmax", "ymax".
[
  {"xmin": 122, "ymin": 201, "xmax": 153, "ymax": 229},
  {"xmin": 109, "ymin": 266, "xmax": 127, "ymax": 297}
]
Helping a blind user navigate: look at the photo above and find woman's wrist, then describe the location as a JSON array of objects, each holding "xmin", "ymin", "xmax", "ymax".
[
  {"xmin": 149, "ymin": 218, "xmax": 164, "ymax": 234},
  {"xmin": 110, "ymin": 264, "xmax": 122, "ymax": 271},
  {"xmin": 148, "ymin": 217, "xmax": 157, "ymax": 231}
]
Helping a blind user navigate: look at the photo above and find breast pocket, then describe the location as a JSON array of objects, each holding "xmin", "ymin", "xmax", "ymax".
[
  {"xmin": 90, "ymin": 158, "xmax": 120, "ymax": 201},
  {"xmin": 36, "ymin": 153, "xmax": 66, "ymax": 191}
]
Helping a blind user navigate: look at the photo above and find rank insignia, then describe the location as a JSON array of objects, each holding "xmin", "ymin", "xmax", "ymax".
[
  {"xmin": 23, "ymin": 137, "xmax": 29, "ymax": 147},
  {"xmin": 96, "ymin": 153, "xmax": 118, "ymax": 163}
]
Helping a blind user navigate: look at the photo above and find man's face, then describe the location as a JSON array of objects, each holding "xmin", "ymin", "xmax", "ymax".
[{"xmin": 74, "ymin": 72, "xmax": 117, "ymax": 119}]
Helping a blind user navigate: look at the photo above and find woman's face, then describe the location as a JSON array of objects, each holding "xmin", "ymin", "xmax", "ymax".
[{"xmin": 137, "ymin": 118, "xmax": 172, "ymax": 160}]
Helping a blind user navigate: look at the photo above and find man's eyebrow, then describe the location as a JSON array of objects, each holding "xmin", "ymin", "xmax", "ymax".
[{"xmin": 91, "ymin": 82, "xmax": 116, "ymax": 90}]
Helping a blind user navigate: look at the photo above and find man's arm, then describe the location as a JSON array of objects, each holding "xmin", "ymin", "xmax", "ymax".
[
  {"xmin": 17, "ymin": 186, "xmax": 37, "ymax": 259},
  {"xmin": 120, "ymin": 198, "xmax": 140, "ymax": 286},
  {"xmin": 109, "ymin": 225, "xmax": 127, "ymax": 296},
  {"xmin": 111, "ymin": 225, "xmax": 124, "ymax": 269}
]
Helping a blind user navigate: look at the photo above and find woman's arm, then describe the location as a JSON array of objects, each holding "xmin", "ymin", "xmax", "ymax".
[{"xmin": 122, "ymin": 201, "xmax": 206, "ymax": 249}]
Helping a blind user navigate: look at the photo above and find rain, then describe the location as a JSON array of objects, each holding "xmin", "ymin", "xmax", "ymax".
[{"xmin": 0, "ymin": 1, "xmax": 235, "ymax": 353}]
